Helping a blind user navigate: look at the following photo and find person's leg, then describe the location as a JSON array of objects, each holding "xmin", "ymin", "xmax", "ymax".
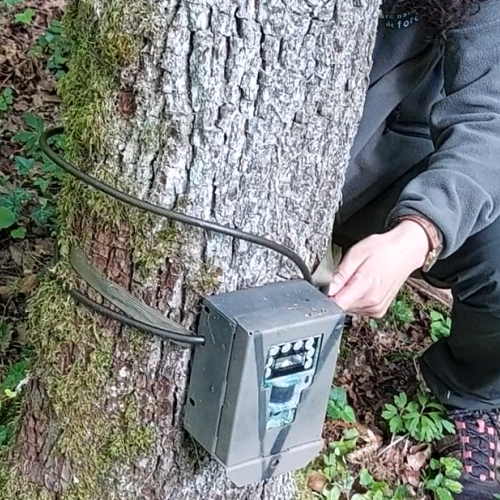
[
  {"xmin": 421, "ymin": 221, "xmax": 500, "ymax": 409},
  {"xmin": 335, "ymin": 177, "xmax": 500, "ymax": 410},
  {"xmin": 335, "ymin": 166, "xmax": 500, "ymax": 497}
]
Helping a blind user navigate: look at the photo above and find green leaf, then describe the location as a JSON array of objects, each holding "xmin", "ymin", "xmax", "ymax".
[
  {"xmin": 425, "ymin": 478, "xmax": 439, "ymax": 491},
  {"xmin": 403, "ymin": 411, "xmax": 420, "ymax": 420},
  {"xmin": 427, "ymin": 401, "xmax": 446, "ymax": 410},
  {"xmin": 4, "ymin": 388, "xmax": 17, "ymax": 398},
  {"xmin": 0, "ymin": 187, "xmax": 33, "ymax": 217},
  {"xmin": 0, "ymin": 426, "xmax": 9, "ymax": 446},
  {"xmin": 395, "ymin": 392, "xmax": 408, "ymax": 408},
  {"xmin": 13, "ymin": 130, "xmax": 39, "ymax": 154},
  {"xmin": 430, "ymin": 310, "xmax": 444, "ymax": 321},
  {"xmin": 405, "ymin": 416, "xmax": 420, "ymax": 436},
  {"xmin": 417, "ymin": 391, "xmax": 429, "ymax": 407},
  {"xmin": 343, "ymin": 428, "xmax": 359, "ymax": 440},
  {"xmin": 382, "ymin": 404, "xmax": 398, "ymax": 419},
  {"xmin": 429, "ymin": 458, "xmax": 441, "ymax": 470},
  {"xmin": 389, "ymin": 415, "xmax": 404, "ymax": 434},
  {"xmin": 445, "ymin": 469, "xmax": 461, "ymax": 481},
  {"xmin": 442, "ymin": 479, "xmax": 463, "ymax": 494},
  {"xmin": 14, "ymin": 8, "xmax": 35, "ymax": 24},
  {"xmin": 33, "ymin": 177, "xmax": 50, "ymax": 193},
  {"xmin": 341, "ymin": 405, "xmax": 356, "ymax": 424},
  {"xmin": 15, "ymin": 155, "xmax": 36, "ymax": 175},
  {"xmin": 31, "ymin": 201, "xmax": 54, "ymax": 226},
  {"xmin": 325, "ymin": 485, "xmax": 341, "ymax": 500},
  {"xmin": 23, "ymin": 112, "xmax": 44, "ymax": 133},
  {"xmin": 10, "ymin": 227, "xmax": 26, "ymax": 239},
  {"xmin": 0, "ymin": 207, "xmax": 16, "ymax": 229},
  {"xmin": 359, "ymin": 468, "xmax": 373, "ymax": 487},
  {"xmin": 406, "ymin": 401, "xmax": 419, "ymax": 412},
  {"xmin": 41, "ymin": 156, "xmax": 64, "ymax": 180},
  {"xmin": 436, "ymin": 487, "xmax": 453, "ymax": 500},
  {"xmin": 330, "ymin": 386, "xmax": 347, "ymax": 405},
  {"xmin": 1, "ymin": 87, "xmax": 13, "ymax": 107},
  {"xmin": 421, "ymin": 414, "xmax": 436, "ymax": 429},
  {"xmin": 441, "ymin": 419, "xmax": 455, "ymax": 434},
  {"xmin": 434, "ymin": 473, "xmax": 445, "ymax": 485},
  {"xmin": 1, "ymin": 359, "xmax": 29, "ymax": 392}
]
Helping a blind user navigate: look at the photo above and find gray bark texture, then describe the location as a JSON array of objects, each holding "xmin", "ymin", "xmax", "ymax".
[{"xmin": 9, "ymin": 0, "xmax": 381, "ymax": 499}]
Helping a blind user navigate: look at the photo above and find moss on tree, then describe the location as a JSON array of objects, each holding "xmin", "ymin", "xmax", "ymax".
[{"xmin": 0, "ymin": 0, "xmax": 158, "ymax": 498}]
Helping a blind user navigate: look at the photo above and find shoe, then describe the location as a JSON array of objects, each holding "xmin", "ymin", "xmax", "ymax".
[{"xmin": 436, "ymin": 408, "xmax": 500, "ymax": 499}]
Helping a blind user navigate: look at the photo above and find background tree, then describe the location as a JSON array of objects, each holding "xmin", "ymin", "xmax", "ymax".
[{"xmin": 2, "ymin": 0, "xmax": 380, "ymax": 498}]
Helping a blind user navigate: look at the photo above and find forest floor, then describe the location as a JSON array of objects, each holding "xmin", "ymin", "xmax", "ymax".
[{"xmin": 0, "ymin": 2, "xmax": 457, "ymax": 500}]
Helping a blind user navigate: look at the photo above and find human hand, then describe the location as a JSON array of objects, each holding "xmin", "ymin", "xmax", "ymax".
[{"xmin": 328, "ymin": 220, "xmax": 430, "ymax": 317}]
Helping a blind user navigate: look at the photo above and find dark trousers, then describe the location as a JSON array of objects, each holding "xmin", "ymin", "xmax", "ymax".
[{"xmin": 334, "ymin": 159, "xmax": 500, "ymax": 411}]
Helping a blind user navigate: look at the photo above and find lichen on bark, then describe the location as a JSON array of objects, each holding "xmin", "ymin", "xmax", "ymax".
[{"xmin": 1, "ymin": 0, "xmax": 382, "ymax": 498}]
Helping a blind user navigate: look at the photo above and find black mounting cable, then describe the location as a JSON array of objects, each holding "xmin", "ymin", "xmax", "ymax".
[
  {"xmin": 40, "ymin": 128, "xmax": 313, "ymax": 281},
  {"xmin": 40, "ymin": 127, "xmax": 314, "ymax": 345},
  {"xmin": 70, "ymin": 289, "xmax": 205, "ymax": 346}
]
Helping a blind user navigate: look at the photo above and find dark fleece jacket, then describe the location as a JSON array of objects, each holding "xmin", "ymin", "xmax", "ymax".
[{"xmin": 338, "ymin": 0, "xmax": 500, "ymax": 259}]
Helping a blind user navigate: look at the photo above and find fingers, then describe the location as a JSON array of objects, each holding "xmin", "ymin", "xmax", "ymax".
[
  {"xmin": 333, "ymin": 276, "xmax": 404, "ymax": 318},
  {"xmin": 327, "ymin": 249, "xmax": 365, "ymax": 297},
  {"xmin": 331, "ymin": 271, "xmax": 368, "ymax": 312}
]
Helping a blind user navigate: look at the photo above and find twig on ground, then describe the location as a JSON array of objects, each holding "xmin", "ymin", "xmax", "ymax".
[{"xmin": 377, "ymin": 434, "xmax": 408, "ymax": 456}]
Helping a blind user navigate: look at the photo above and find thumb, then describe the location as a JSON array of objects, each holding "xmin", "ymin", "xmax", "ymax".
[{"xmin": 327, "ymin": 254, "xmax": 362, "ymax": 297}]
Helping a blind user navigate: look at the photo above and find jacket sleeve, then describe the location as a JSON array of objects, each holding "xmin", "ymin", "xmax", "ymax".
[{"xmin": 386, "ymin": 0, "xmax": 500, "ymax": 259}]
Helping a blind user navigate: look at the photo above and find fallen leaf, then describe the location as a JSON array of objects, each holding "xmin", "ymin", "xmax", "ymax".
[
  {"xmin": 18, "ymin": 272, "xmax": 38, "ymax": 294},
  {"xmin": 15, "ymin": 323, "xmax": 29, "ymax": 343},
  {"xmin": 405, "ymin": 469, "xmax": 421, "ymax": 487},
  {"xmin": 0, "ymin": 284, "xmax": 16, "ymax": 298},
  {"xmin": 9, "ymin": 244, "xmax": 24, "ymax": 267},
  {"xmin": 407, "ymin": 451, "xmax": 428, "ymax": 471},
  {"xmin": 407, "ymin": 444, "xmax": 431, "ymax": 471},
  {"xmin": 307, "ymin": 471, "xmax": 329, "ymax": 493}
]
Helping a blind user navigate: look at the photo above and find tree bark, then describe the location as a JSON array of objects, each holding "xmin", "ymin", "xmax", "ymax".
[{"xmin": 3, "ymin": 0, "xmax": 380, "ymax": 499}]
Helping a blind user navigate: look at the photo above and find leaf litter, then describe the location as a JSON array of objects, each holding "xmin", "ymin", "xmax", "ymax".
[{"xmin": 0, "ymin": 0, "xmax": 64, "ymax": 446}]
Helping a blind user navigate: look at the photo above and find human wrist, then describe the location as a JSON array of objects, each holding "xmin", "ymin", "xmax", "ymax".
[
  {"xmin": 389, "ymin": 219, "xmax": 431, "ymax": 269},
  {"xmin": 391, "ymin": 213, "xmax": 444, "ymax": 272}
]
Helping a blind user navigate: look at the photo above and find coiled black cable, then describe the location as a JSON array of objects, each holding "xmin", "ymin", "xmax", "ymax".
[{"xmin": 40, "ymin": 127, "xmax": 313, "ymax": 346}]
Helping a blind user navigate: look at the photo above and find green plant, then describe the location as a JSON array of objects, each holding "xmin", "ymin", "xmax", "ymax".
[
  {"xmin": 318, "ymin": 435, "xmax": 411, "ymax": 500},
  {"xmin": 321, "ymin": 428, "xmax": 360, "ymax": 499},
  {"xmin": 1, "ymin": 0, "xmax": 23, "ymax": 5},
  {"xmin": 14, "ymin": 8, "xmax": 34, "ymax": 24},
  {"xmin": 0, "ymin": 113, "xmax": 65, "ymax": 236},
  {"xmin": 327, "ymin": 386, "xmax": 357, "ymax": 424},
  {"xmin": 0, "ymin": 88, "xmax": 13, "ymax": 113},
  {"xmin": 381, "ymin": 390, "xmax": 455, "ymax": 442},
  {"xmin": 13, "ymin": 112, "xmax": 45, "ymax": 156},
  {"xmin": 0, "ymin": 208, "xmax": 16, "ymax": 231},
  {"xmin": 389, "ymin": 298, "xmax": 414, "ymax": 326},
  {"xmin": 429, "ymin": 310, "xmax": 451, "ymax": 342},
  {"xmin": 424, "ymin": 457, "xmax": 463, "ymax": 500},
  {"xmin": 29, "ymin": 20, "xmax": 68, "ymax": 79},
  {"xmin": 351, "ymin": 469, "xmax": 411, "ymax": 500},
  {"xmin": 0, "ymin": 321, "xmax": 31, "ymax": 448}
]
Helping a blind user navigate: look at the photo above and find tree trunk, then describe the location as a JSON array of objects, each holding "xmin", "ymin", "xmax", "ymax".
[{"xmin": 2, "ymin": 0, "xmax": 380, "ymax": 499}]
